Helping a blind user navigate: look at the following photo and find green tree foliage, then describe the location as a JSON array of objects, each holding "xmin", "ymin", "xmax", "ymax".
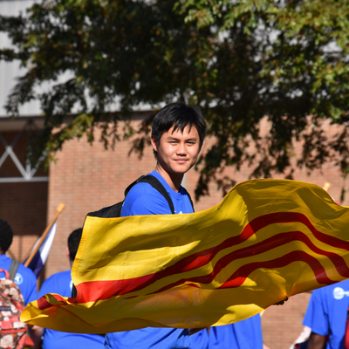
[{"xmin": 1, "ymin": 0, "xmax": 349, "ymax": 199}]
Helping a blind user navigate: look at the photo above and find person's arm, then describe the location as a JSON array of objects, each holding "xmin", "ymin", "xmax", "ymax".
[
  {"xmin": 303, "ymin": 290, "xmax": 328, "ymax": 349},
  {"xmin": 29, "ymin": 325, "xmax": 44, "ymax": 349},
  {"xmin": 30, "ymin": 276, "xmax": 54, "ymax": 348},
  {"xmin": 306, "ymin": 332, "xmax": 326, "ymax": 349}
]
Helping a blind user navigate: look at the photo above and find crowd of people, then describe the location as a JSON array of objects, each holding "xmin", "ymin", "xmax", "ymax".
[{"xmin": 1, "ymin": 103, "xmax": 347, "ymax": 349}]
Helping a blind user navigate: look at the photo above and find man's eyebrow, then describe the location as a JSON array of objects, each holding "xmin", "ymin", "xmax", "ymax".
[{"xmin": 166, "ymin": 136, "xmax": 198, "ymax": 141}]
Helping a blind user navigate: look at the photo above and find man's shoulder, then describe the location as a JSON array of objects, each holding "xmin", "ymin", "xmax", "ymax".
[
  {"xmin": 0, "ymin": 257, "xmax": 38, "ymax": 282},
  {"xmin": 122, "ymin": 179, "xmax": 172, "ymax": 216},
  {"xmin": 2, "ymin": 262, "xmax": 37, "ymax": 292},
  {"xmin": 40, "ymin": 270, "xmax": 71, "ymax": 296},
  {"xmin": 128, "ymin": 180, "xmax": 159, "ymax": 196},
  {"xmin": 125, "ymin": 181, "xmax": 169, "ymax": 206},
  {"xmin": 313, "ymin": 279, "xmax": 349, "ymax": 300},
  {"xmin": 126, "ymin": 182, "xmax": 167, "ymax": 201},
  {"xmin": 44, "ymin": 270, "xmax": 71, "ymax": 284},
  {"xmin": 15, "ymin": 262, "xmax": 36, "ymax": 282}
]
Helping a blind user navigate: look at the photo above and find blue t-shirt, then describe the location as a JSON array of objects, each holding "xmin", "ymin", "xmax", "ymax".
[
  {"xmin": 303, "ymin": 279, "xmax": 349, "ymax": 349},
  {"xmin": 191, "ymin": 315, "xmax": 263, "ymax": 349},
  {"xmin": 38, "ymin": 270, "xmax": 105, "ymax": 349},
  {"xmin": 105, "ymin": 171, "xmax": 193, "ymax": 349},
  {"xmin": 0, "ymin": 254, "xmax": 38, "ymax": 305},
  {"xmin": 190, "ymin": 329, "xmax": 209, "ymax": 349}
]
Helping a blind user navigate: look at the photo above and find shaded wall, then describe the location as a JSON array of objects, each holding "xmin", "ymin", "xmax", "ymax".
[
  {"xmin": 0, "ymin": 182, "xmax": 48, "ymax": 262},
  {"xmin": 0, "ymin": 130, "xmax": 48, "ymax": 263}
]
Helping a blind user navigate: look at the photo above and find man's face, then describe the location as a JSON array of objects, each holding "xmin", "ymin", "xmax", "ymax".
[{"xmin": 151, "ymin": 125, "xmax": 201, "ymax": 176}]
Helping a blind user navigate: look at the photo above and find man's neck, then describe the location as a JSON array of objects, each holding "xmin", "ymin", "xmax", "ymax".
[{"xmin": 154, "ymin": 166, "xmax": 183, "ymax": 192}]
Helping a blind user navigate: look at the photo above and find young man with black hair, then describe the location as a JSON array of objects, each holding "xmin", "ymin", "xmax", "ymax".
[
  {"xmin": 105, "ymin": 103, "xmax": 207, "ymax": 349},
  {"xmin": 32, "ymin": 228, "xmax": 105, "ymax": 349},
  {"xmin": 0, "ymin": 218, "xmax": 38, "ymax": 305}
]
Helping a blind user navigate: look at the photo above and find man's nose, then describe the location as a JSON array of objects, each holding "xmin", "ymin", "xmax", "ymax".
[{"xmin": 177, "ymin": 142, "xmax": 187, "ymax": 155}]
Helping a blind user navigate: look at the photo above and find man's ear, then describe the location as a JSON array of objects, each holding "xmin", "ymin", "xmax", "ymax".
[
  {"xmin": 66, "ymin": 246, "xmax": 70, "ymax": 260},
  {"xmin": 151, "ymin": 136, "xmax": 158, "ymax": 152}
]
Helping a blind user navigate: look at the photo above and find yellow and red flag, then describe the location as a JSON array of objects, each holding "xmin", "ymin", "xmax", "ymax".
[{"xmin": 21, "ymin": 179, "xmax": 349, "ymax": 333}]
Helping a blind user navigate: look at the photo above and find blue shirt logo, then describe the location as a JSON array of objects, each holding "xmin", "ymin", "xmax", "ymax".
[
  {"xmin": 14, "ymin": 273, "xmax": 23, "ymax": 285},
  {"xmin": 333, "ymin": 287, "xmax": 349, "ymax": 300}
]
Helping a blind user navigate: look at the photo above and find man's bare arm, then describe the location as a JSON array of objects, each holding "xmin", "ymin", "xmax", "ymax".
[
  {"xmin": 29, "ymin": 325, "xmax": 44, "ymax": 349},
  {"xmin": 307, "ymin": 332, "xmax": 326, "ymax": 349}
]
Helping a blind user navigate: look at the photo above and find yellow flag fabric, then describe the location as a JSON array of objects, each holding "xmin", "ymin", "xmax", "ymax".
[{"xmin": 21, "ymin": 179, "xmax": 349, "ymax": 333}]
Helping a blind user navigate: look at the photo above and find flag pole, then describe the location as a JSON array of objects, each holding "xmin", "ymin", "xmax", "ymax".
[{"xmin": 24, "ymin": 203, "xmax": 65, "ymax": 267}]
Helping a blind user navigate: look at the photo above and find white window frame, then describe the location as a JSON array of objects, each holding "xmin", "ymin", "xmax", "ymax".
[{"xmin": 0, "ymin": 120, "xmax": 48, "ymax": 183}]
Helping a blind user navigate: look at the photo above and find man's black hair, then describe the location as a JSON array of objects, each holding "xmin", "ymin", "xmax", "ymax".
[
  {"xmin": 0, "ymin": 218, "xmax": 13, "ymax": 253},
  {"xmin": 151, "ymin": 103, "xmax": 207, "ymax": 157},
  {"xmin": 68, "ymin": 228, "xmax": 83, "ymax": 261}
]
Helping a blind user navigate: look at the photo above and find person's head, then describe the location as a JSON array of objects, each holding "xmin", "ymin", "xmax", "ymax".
[
  {"xmin": 151, "ymin": 103, "xmax": 207, "ymax": 177},
  {"xmin": 0, "ymin": 218, "xmax": 13, "ymax": 254},
  {"xmin": 67, "ymin": 228, "xmax": 83, "ymax": 262}
]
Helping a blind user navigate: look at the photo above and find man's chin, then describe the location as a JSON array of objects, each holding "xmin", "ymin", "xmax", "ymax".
[
  {"xmin": 176, "ymin": 164, "xmax": 194, "ymax": 173},
  {"xmin": 169, "ymin": 166, "xmax": 191, "ymax": 175}
]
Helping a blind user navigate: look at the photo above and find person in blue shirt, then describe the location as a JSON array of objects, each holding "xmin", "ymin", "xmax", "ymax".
[
  {"xmin": 0, "ymin": 218, "xmax": 38, "ymax": 305},
  {"xmin": 191, "ymin": 314, "xmax": 267, "ymax": 349},
  {"xmin": 303, "ymin": 279, "xmax": 349, "ymax": 349},
  {"xmin": 105, "ymin": 103, "xmax": 207, "ymax": 349},
  {"xmin": 32, "ymin": 228, "xmax": 105, "ymax": 349}
]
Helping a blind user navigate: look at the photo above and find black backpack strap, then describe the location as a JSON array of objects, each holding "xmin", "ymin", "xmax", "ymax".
[
  {"xmin": 181, "ymin": 187, "xmax": 195, "ymax": 212},
  {"xmin": 72, "ymin": 284, "xmax": 77, "ymax": 298},
  {"xmin": 9, "ymin": 259, "xmax": 20, "ymax": 281},
  {"xmin": 125, "ymin": 175, "xmax": 175, "ymax": 214}
]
